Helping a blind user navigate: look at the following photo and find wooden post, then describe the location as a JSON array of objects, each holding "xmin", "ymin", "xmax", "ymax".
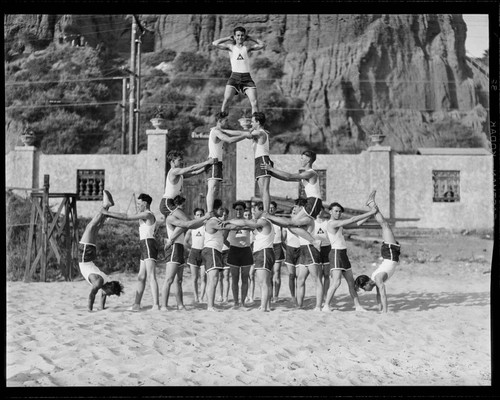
[
  {"xmin": 24, "ymin": 199, "xmax": 37, "ymax": 282},
  {"xmin": 64, "ymin": 196, "xmax": 71, "ymax": 280},
  {"xmin": 40, "ymin": 175, "xmax": 49, "ymax": 282}
]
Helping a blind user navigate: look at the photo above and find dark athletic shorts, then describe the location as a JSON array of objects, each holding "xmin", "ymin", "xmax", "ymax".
[
  {"xmin": 320, "ymin": 245, "xmax": 331, "ymax": 264},
  {"xmin": 206, "ymin": 161, "xmax": 223, "ymax": 181},
  {"xmin": 304, "ymin": 197, "xmax": 323, "ymax": 219},
  {"xmin": 202, "ymin": 247, "xmax": 224, "ymax": 273},
  {"xmin": 187, "ymin": 248, "xmax": 204, "ymax": 267},
  {"xmin": 297, "ymin": 244, "xmax": 321, "ymax": 267},
  {"xmin": 273, "ymin": 243, "xmax": 285, "ymax": 262},
  {"xmin": 227, "ymin": 246, "xmax": 254, "ymax": 267},
  {"xmin": 164, "ymin": 242, "xmax": 185, "ymax": 265},
  {"xmin": 253, "ymin": 248, "xmax": 275, "ymax": 272},
  {"xmin": 79, "ymin": 243, "xmax": 97, "ymax": 263},
  {"xmin": 285, "ymin": 245, "xmax": 301, "ymax": 267},
  {"xmin": 159, "ymin": 197, "xmax": 177, "ymax": 218},
  {"xmin": 329, "ymin": 248, "xmax": 352, "ymax": 270},
  {"xmin": 255, "ymin": 155, "xmax": 273, "ymax": 180},
  {"xmin": 381, "ymin": 241, "xmax": 401, "ymax": 262},
  {"xmin": 140, "ymin": 238, "xmax": 159, "ymax": 261},
  {"xmin": 227, "ymin": 72, "xmax": 256, "ymax": 94},
  {"xmin": 222, "ymin": 249, "xmax": 229, "ymax": 270}
]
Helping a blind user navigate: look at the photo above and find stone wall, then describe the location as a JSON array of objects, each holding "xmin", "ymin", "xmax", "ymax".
[
  {"xmin": 236, "ymin": 140, "xmax": 494, "ymax": 230},
  {"xmin": 6, "ymin": 135, "xmax": 494, "ymax": 230},
  {"xmin": 6, "ymin": 129, "xmax": 168, "ymax": 221}
]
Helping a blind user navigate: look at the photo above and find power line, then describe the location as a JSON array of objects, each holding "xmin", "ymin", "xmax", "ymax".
[
  {"xmin": 5, "ymin": 101, "xmax": 489, "ymax": 113},
  {"xmin": 5, "ymin": 74, "xmax": 491, "ymax": 86}
]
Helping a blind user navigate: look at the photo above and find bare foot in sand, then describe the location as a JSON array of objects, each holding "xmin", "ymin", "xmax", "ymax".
[
  {"xmin": 129, "ymin": 304, "xmax": 141, "ymax": 312},
  {"xmin": 150, "ymin": 305, "xmax": 161, "ymax": 312},
  {"xmin": 177, "ymin": 305, "xmax": 187, "ymax": 311},
  {"xmin": 356, "ymin": 306, "xmax": 368, "ymax": 312},
  {"xmin": 207, "ymin": 307, "xmax": 218, "ymax": 312}
]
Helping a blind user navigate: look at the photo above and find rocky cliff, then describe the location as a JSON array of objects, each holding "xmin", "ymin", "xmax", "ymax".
[{"xmin": 5, "ymin": 14, "xmax": 490, "ymax": 153}]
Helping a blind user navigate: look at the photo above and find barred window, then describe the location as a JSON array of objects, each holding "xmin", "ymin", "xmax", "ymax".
[
  {"xmin": 77, "ymin": 169, "xmax": 105, "ymax": 201},
  {"xmin": 433, "ymin": 170, "xmax": 460, "ymax": 202},
  {"xmin": 299, "ymin": 169, "xmax": 327, "ymax": 200}
]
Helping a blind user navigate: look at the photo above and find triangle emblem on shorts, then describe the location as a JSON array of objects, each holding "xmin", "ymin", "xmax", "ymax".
[{"xmin": 236, "ymin": 54, "xmax": 244, "ymax": 60}]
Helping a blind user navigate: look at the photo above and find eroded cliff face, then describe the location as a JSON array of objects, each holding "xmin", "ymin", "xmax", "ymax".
[{"xmin": 5, "ymin": 14, "xmax": 489, "ymax": 153}]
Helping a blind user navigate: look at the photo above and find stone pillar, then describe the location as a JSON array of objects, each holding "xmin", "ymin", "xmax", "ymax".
[
  {"xmin": 367, "ymin": 144, "xmax": 392, "ymax": 218},
  {"xmin": 6, "ymin": 146, "xmax": 38, "ymax": 194},
  {"xmin": 236, "ymin": 140, "xmax": 255, "ymax": 201},
  {"xmin": 145, "ymin": 127, "xmax": 168, "ymax": 220}
]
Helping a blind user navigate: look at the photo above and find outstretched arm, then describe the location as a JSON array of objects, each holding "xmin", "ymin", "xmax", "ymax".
[
  {"xmin": 328, "ymin": 208, "xmax": 378, "ymax": 230},
  {"xmin": 171, "ymin": 158, "xmax": 215, "ymax": 178},
  {"xmin": 375, "ymin": 274, "xmax": 387, "ymax": 313},
  {"xmin": 263, "ymin": 164, "xmax": 316, "ymax": 182},
  {"xmin": 215, "ymin": 129, "xmax": 252, "ymax": 144},
  {"xmin": 101, "ymin": 210, "xmax": 153, "ymax": 222}
]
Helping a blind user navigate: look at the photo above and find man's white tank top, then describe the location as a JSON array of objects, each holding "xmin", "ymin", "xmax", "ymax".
[
  {"xmin": 204, "ymin": 219, "xmax": 224, "ymax": 252},
  {"xmin": 166, "ymin": 222, "xmax": 185, "ymax": 245},
  {"xmin": 191, "ymin": 226, "xmax": 205, "ymax": 249},
  {"xmin": 253, "ymin": 218, "xmax": 274, "ymax": 252},
  {"xmin": 163, "ymin": 169, "xmax": 183, "ymax": 199},
  {"xmin": 327, "ymin": 225, "xmax": 347, "ymax": 249},
  {"xmin": 209, "ymin": 128, "xmax": 224, "ymax": 160},
  {"xmin": 272, "ymin": 223, "xmax": 282, "ymax": 244},
  {"xmin": 228, "ymin": 225, "xmax": 252, "ymax": 247},
  {"xmin": 303, "ymin": 169, "xmax": 321, "ymax": 199},
  {"xmin": 314, "ymin": 220, "xmax": 330, "ymax": 246},
  {"xmin": 286, "ymin": 228, "xmax": 301, "ymax": 248},
  {"xmin": 252, "ymin": 129, "xmax": 270, "ymax": 158},
  {"xmin": 139, "ymin": 211, "xmax": 156, "ymax": 240},
  {"xmin": 229, "ymin": 44, "xmax": 251, "ymax": 73}
]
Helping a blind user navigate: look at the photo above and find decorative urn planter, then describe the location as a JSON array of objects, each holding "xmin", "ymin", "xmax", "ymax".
[
  {"xmin": 370, "ymin": 134, "xmax": 386, "ymax": 146},
  {"xmin": 21, "ymin": 129, "xmax": 36, "ymax": 146},
  {"xmin": 150, "ymin": 118, "xmax": 166, "ymax": 129}
]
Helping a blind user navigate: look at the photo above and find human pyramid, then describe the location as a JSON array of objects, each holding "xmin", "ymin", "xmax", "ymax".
[{"xmin": 78, "ymin": 26, "xmax": 401, "ymax": 314}]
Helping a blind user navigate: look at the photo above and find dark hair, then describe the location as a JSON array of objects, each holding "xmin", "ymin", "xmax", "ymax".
[
  {"xmin": 253, "ymin": 201, "xmax": 264, "ymax": 211},
  {"xmin": 215, "ymin": 111, "xmax": 228, "ymax": 122},
  {"xmin": 233, "ymin": 201, "xmax": 246, "ymax": 209},
  {"xmin": 103, "ymin": 281, "xmax": 124, "ymax": 296},
  {"xmin": 213, "ymin": 199, "xmax": 223, "ymax": 210},
  {"xmin": 173, "ymin": 195, "xmax": 186, "ymax": 206},
  {"xmin": 167, "ymin": 150, "xmax": 184, "ymax": 162},
  {"xmin": 354, "ymin": 275, "xmax": 371, "ymax": 292},
  {"xmin": 302, "ymin": 150, "xmax": 317, "ymax": 164},
  {"xmin": 329, "ymin": 202, "xmax": 344, "ymax": 212},
  {"xmin": 233, "ymin": 26, "xmax": 246, "ymax": 35},
  {"xmin": 222, "ymin": 207, "xmax": 229, "ymax": 214},
  {"xmin": 193, "ymin": 207, "xmax": 205, "ymax": 215},
  {"xmin": 138, "ymin": 193, "xmax": 152, "ymax": 205},
  {"xmin": 294, "ymin": 198, "xmax": 307, "ymax": 207},
  {"xmin": 252, "ymin": 112, "xmax": 266, "ymax": 126}
]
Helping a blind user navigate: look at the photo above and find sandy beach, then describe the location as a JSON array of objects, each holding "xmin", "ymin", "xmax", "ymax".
[{"xmin": 6, "ymin": 232, "xmax": 493, "ymax": 387}]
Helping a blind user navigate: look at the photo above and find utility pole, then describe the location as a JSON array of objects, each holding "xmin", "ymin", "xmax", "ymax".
[
  {"xmin": 128, "ymin": 16, "xmax": 137, "ymax": 154},
  {"xmin": 121, "ymin": 77, "xmax": 127, "ymax": 154},
  {"xmin": 135, "ymin": 33, "xmax": 142, "ymax": 155}
]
